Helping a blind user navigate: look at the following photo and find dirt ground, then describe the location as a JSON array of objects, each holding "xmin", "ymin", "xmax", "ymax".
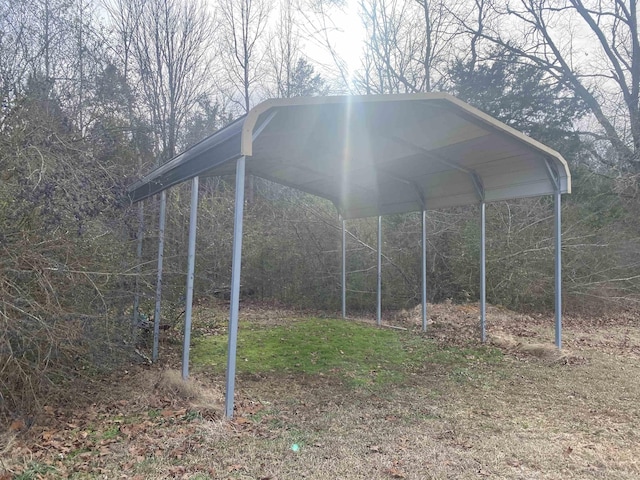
[{"xmin": 2, "ymin": 301, "xmax": 640, "ymax": 479}]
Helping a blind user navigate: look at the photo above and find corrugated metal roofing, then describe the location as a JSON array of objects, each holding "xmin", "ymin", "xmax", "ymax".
[{"xmin": 127, "ymin": 93, "xmax": 570, "ymax": 218}]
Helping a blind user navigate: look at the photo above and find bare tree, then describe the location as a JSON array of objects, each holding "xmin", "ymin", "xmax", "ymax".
[
  {"xmin": 265, "ymin": 0, "xmax": 330, "ymax": 99},
  {"xmin": 0, "ymin": 0, "xmax": 32, "ymax": 124},
  {"xmin": 459, "ymin": 0, "xmax": 640, "ymax": 171},
  {"xmin": 217, "ymin": 0, "xmax": 270, "ymax": 114},
  {"xmin": 103, "ymin": 0, "xmax": 137, "ymax": 84},
  {"xmin": 0, "ymin": 0, "xmax": 107, "ymax": 130},
  {"xmin": 358, "ymin": 0, "xmax": 411, "ymax": 93},
  {"xmin": 268, "ymin": 0, "xmax": 301, "ymax": 99},
  {"xmin": 106, "ymin": 0, "xmax": 215, "ymax": 162},
  {"xmin": 295, "ymin": 0, "xmax": 354, "ymax": 92},
  {"xmin": 355, "ymin": 0, "xmax": 468, "ymax": 94},
  {"xmin": 216, "ymin": 0, "xmax": 269, "ymax": 203}
]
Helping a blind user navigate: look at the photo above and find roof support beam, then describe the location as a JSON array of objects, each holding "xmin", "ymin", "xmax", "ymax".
[
  {"xmin": 472, "ymin": 169, "xmax": 485, "ymax": 342},
  {"xmin": 480, "ymin": 201, "xmax": 487, "ymax": 343},
  {"xmin": 152, "ymin": 190, "xmax": 167, "ymax": 362},
  {"xmin": 385, "ymin": 135, "xmax": 486, "ymax": 203},
  {"xmin": 421, "ymin": 210, "xmax": 428, "ymax": 332},
  {"xmin": 377, "ymin": 216, "xmax": 382, "ymax": 326},
  {"xmin": 341, "ymin": 217, "xmax": 347, "ymax": 319},
  {"xmin": 545, "ymin": 157, "xmax": 563, "ymax": 348},
  {"xmin": 470, "ymin": 172, "xmax": 485, "ymax": 203},
  {"xmin": 181, "ymin": 176, "xmax": 199, "ymax": 380},
  {"xmin": 387, "ymin": 135, "xmax": 474, "ymax": 175},
  {"xmin": 225, "ymin": 156, "xmax": 247, "ymax": 418},
  {"xmin": 252, "ymin": 110, "xmax": 278, "ymax": 142},
  {"xmin": 554, "ymin": 191, "xmax": 562, "ymax": 349},
  {"xmin": 544, "ymin": 157, "xmax": 560, "ymax": 191},
  {"xmin": 378, "ymin": 168, "xmax": 426, "ymax": 209},
  {"xmin": 132, "ymin": 202, "xmax": 144, "ymax": 332}
]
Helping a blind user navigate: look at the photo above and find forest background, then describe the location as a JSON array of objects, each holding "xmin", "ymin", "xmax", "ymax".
[{"xmin": 1, "ymin": 0, "xmax": 639, "ymax": 420}]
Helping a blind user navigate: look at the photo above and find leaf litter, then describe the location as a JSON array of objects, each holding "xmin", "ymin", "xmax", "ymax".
[{"xmin": 3, "ymin": 300, "xmax": 640, "ymax": 479}]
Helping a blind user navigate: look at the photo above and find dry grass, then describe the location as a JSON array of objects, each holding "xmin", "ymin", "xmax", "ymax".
[
  {"xmin": 3, "ymin": 301, "xmax": 640, "ymax": 479},
  {"xmin": 155, "ymin": 369, "xmax": 223, "ymax": 405}
]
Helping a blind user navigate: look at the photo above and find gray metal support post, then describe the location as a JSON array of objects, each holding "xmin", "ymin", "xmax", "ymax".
[
  {"xmin": 341, "ymin": 218, "xmax": 346, "ymax": 319},
  {"xmin": 377, "ymin": 216, "xmax": 382, "ymax": 326},
  {"xmin": 480, "ymin": 202, "xmax": 486, "ymax": 343},
  {"xmin": 133, "ymin": 202, "xmax": 144, "ymax": 328},
  {"xmin": 152, "ymin": 190, "xmax": 167, "ymax": 362},
  {"xmin": 225, "ymin": 156, "xmax": 247, "ymax": 418},
  {"xmin": 181, "ymin": 177, "xmax": 199, "ymax": 379},
  {"xmin": 421, "ymin": 210, "xmax": 427, "ymax": 332},
  {"xmin": 554, "ymin": 192, "xmax": 562, "ymax": 349}
]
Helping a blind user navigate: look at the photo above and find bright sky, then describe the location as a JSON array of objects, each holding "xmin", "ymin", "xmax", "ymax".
[
  {"xmin": 299, "ymin": 0, "xmax": 367, "ymax": 90},
  {"xmin": 334, "ymin": 0, "xmax": 366, "ymax": 76}
]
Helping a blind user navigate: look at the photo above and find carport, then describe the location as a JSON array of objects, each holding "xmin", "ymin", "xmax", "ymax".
[{"xmin": 127, "ymin": 93, "xmax": 570, "ymax": 418}]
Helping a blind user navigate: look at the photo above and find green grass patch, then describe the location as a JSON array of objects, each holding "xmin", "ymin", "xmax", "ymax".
[
  {"xmin": 192, "ymin": 318, "xmax": 502, "ymax": 387},
  {"xmin": 101, "ymin": 425, "xmax": 120, "ymax": 440},
  {"xmin": 14, "ymin": 462, "xmax": 57, "ymax": 480}
]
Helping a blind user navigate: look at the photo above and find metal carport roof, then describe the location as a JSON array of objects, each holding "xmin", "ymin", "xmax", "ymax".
[
  {"xmin": 127, "ymin": 93, "xmax": 569, "ymax": 419},
  {"xmin": 128, "ymin": 93, "xmax": 570, "ymax": 217}
]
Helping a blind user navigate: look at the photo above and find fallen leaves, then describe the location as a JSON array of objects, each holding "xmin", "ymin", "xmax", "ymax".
[
  {"xmin": 9, "ymin": 419, "xmax": 26, "ymax": 432},
  {"xmin": 227, "ymin": 463, "xmax": 246, "ymax": 472},
  {"xmin": 384, "ymin": 466, "xmax": 406, "ymax": 478},
  {"xmin": 160, "ymin": 408, "xmax": 187, "ymax": 418},
  {"xmin": 5, "ymin": 302, "xmax": 640, "ymax": 480},
  {"xmin": 384, "ymin": 460, "xmax": 406, "ymax": 478},
  {"xmin": 4, "ymin": 372, "xmax": 222, "ymax": 480},
  {"xmin": 233, "ymin": 416, "xmax": 251, "ymax": 425}
]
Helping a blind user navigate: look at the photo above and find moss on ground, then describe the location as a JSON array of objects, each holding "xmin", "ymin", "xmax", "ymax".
[{"xmin": 192, "ymin": 318, "xmax": 502, "ymax": 387}]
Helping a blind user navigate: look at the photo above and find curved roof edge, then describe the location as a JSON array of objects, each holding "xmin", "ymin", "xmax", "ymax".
[
  {"xmin": 240, "ymin": 93, "xmax": 571, "ymax": 194},
  {"xmin": 128, "ymin": 93, "xmax": 571, "ymax": 209}
]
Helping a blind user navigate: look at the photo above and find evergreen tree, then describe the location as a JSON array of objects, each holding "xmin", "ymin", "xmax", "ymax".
[
  {"xmin": 448, "ymin": 49, "xmax": 589, "ymax": 163},
  {"xmin": 288, "ymin": 58, "xmax": 329, "ymax": 98}
]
